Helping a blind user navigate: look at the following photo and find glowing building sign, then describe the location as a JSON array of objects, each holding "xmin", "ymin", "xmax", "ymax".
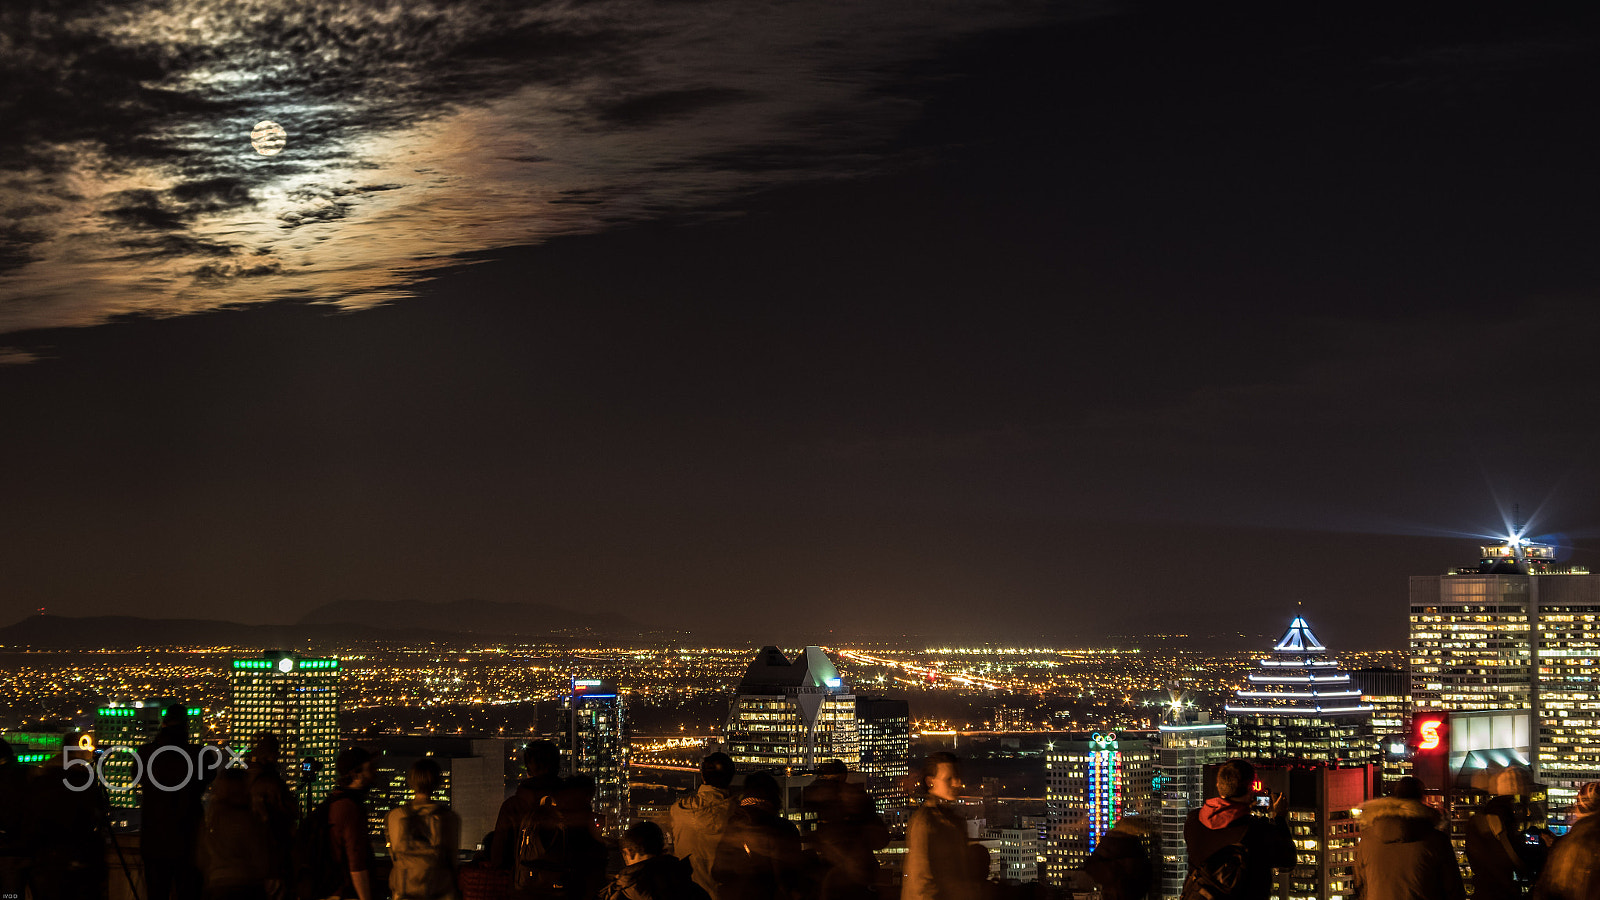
[
  {"xmin": 1418, "ymin": 720, "xmax": 1442, "ymax": 751},
  {"xmin": 1088, "ymin": 732, "xmax": 1121, "ymax": 852}
]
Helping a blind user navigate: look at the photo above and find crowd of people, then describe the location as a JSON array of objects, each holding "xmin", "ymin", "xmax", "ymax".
[{"xmin": 3, "ymin": 703, "xmax": 1598, "ymax": 900}]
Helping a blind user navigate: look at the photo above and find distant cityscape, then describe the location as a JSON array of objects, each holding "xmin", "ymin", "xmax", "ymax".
[{"xmin": 0, "ymin": 534, "xmax": 1593, "ymax": 899}]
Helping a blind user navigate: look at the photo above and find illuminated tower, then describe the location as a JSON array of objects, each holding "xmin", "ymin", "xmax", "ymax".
[
  {"xmin": 227, "ymin": 650, "xmax": 340, "ymax": 809},
  {"xmin": 1411, "ymin": 535, "xmax": 1599, "ymax": 813},
  {"xmin": 1225, "ymin": 616, "xmax": 1374, "ymax": 765},
  {"xmin": 560, "ymin": 678, "xmax": 629, "ymax": 835},
  {"xmin": 1044, "ymin": 731, "xmax": 1155, "ymax": 887},
  {"xmin": 723, "ymin": 646, "xmax": 858, "ymax": 772},
  {"xmin": 855, "ymin": 696, "xmax": 911, "ymax": 812},
  {"xmin": 94, "ymin": 698, "xmax": 204, "ymax": 810},
  {"xmin": 1157, "ymin": 693, "xmax": 1227, "ymax": 900}
]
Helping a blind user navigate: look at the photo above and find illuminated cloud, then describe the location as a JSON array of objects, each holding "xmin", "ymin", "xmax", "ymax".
[{"xmin": 0, "ymin": 0, "xmax": 1069, "ymax": 357}]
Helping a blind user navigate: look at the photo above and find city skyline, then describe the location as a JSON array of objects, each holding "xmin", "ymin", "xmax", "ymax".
[{"xmin": 9, "ymin": 5, "xmax": 1600, "ymax": 649}]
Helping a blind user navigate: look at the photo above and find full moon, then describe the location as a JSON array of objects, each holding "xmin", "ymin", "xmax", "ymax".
[{"xmin": 251, "ymin": 121, "xmax": 287, "ymax": 156}]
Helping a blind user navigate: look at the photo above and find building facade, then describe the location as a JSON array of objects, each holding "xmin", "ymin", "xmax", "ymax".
[
  {"xmin": 1226, "ymin": 616, "xmax": 1374, "ymax": 766},
  {"xmin": 1410, "ymin": 537, "xmax": 1600, "ymax": 811},
  {"xmin": 560, "ymin": 678, "xmax": 629, "ymax": 835},
  {"xmin": 1044, "ymin": 731, "xmax": 1155, "ymax": 886},
  {"xmin": 723, "ymin": 646, "xmax": 859, "ymax": 772},
  {"xmin": 228, "ymin": 650, "xmax": 340, "ymax": 810},
  {"xmin": 1156, "ymin": 698, "xmax": 1227, "ymax": 900},
  {"xmin": 855, "ymin": 696, "xmax": 910, "ymax": 813}
]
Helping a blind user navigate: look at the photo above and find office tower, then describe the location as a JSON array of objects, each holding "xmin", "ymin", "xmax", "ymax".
[
  {"xmin": 1156, "ymin": 693, "xmax": 1227, "ymax": 900},
  {"xmin": 560, "ymin": 678, "xmax": 629, "ymax": 835},
  {"xmin": 228, "ymin": 650, "xmax": 340, "ymax": 810},
  {"xmin": 855, "ymin": 696, "xmax": 911, "ymax": 813},
  {"xmin": 95, "ymin": 698, "xmax": 204, "ymax": 810},
  {"xmin": 1206, "ymin": 761, "xmax": 1379, "ymax": 900},
  {"xmin": 1410, "ymin": 536, "xmax": 1599, "ymax": 811},
  {"xmin": 724, "ymin": 646, "xmax": 858, "ymax": 771},
  {"xmin": 370, "ymin": 736, "xmax": 510, "ymax": 853},
  {"xmin": 984, "ymin": 824, "xmax": 1042, "ymax": 884},
  {"xmin": 1044, "ymin": 731, "xmax": 1155, "ymax": 887},
  {"xmin": 1226, "ymin": 616, "xmax": 1374, "ymax": 765}
]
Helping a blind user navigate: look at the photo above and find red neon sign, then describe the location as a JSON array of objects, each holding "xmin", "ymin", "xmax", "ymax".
[
  {"xmin": 1419, "ymin": 720, "xmax": 1441, "ymax": 750},
  {"xmin": 1415, "ymin": 715, "xmax": 1448, "ymax": 754}
]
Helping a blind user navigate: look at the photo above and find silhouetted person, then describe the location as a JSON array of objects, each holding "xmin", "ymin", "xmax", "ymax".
[
  {"xmin": 198, "ymin": 768, "xmax": 271, "ymax": 900},
  {"xmin": 1466, "ymin": 767, "xmax": 1550, "ymax": 900},
  {"xmin": 601, "ymin": 822, "xmax": 710, "ymax": 900},
  {"xmin": 0, "ymin": 738, "xmax": 35, "ymax": 897},
  {"xmin": 802, "ymin": 760, "xmax": 887, "ymax": 900},
  {"xmin": 387, "ymin": 756, "xmax": 462, "ymax": 900},
  {"xmin": 328, "ymin": 747, "xmax": 380, "ymax": 900},
  {"xmin": 671, "ymin": 752, "xmax": 737, "ymax": 900},
  {"xmin": 246, "ymin": 732, "xmax": 299, "ymax": 900},
  {"xmin": 551, "ymin": 773, "xmax": 609, "ymax": 900},
  {"xmin": 713, "ymin": 771, "xmax": 804, "ymax": 900},
  {"xmin": 1182, "ymin": 759, "xmax": 1295, "ymax": 900},
  {"xmin": 1352, "ymin": 776, "xmax": 1462, "ymax": 900},
  {"xmin": 1533, "ymin": 781, "xmax": 1600, "ymax": 900},
  {"xmin": 140, "ymin": 703, "xmax": 211, "ymax": 900},
  {"xmin": 30, "ymin": 748, "xmax": 107, "ymax": 900},
  {"xmin": 1084, "ymin": 815, "xmax": 1155, "ymax": 900},
  {"xmin": 492, "ymin": 740, "xmax": 565, "ymax": 871},
  {"xmin": 903, "ymin": 751, "xmax": 981, "ymax": 900}
]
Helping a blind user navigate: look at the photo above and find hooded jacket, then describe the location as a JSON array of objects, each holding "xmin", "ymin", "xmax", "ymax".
[
  {"xmin": 1183, "ymin": 799, "xmax": 1296, "ymax": 900},
  {"xmin": 670, "ymin": 784, "xmax": 736, "ymax": 899},
  {"xmin": 1352, "ymin": 796, "xmax": 1464, "ymax": 900}
]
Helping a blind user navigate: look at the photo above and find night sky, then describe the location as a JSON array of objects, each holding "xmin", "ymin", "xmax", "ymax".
[{"xmin": 6, "ymin": 1, "xmax": 1600, "ymax": 648}]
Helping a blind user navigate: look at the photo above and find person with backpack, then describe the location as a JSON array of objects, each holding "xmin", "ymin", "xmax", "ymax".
[
  {"xmin": 1181, "ymin": 759, "xmax": 1296, "ymax": 900},
  {"xmin": 1351, "ymin": 776, "xmax": 1463, "ymax": 900},
  {"xmin": 600, "ymin": 822, "xmax": 710, "ymax": 900},
  {"xmin": 902, "ymin": 751, "xmax": 982, "ymax": 900},
  {"xmin": 670, "ymin": 753, "xmax": 737, "ymax": 900},
  {"xmin": 300, "ymin": 747, "xmax": 380, "ymax": 900},
  {"xmin": 492, "ymin": 741, "xmax": 566, "ymax": 872},
  {"xmin": 387, "ymin": 757, "xmax": 462, "ymax": 900}
]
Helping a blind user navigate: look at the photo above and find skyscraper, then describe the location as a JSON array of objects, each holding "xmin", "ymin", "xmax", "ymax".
[
  {"xmin": 1410, "ymin": 536, "xmax": 1600, "ymax": 811},
  {"xmin": 1226, "ymin": 616, "xmax": 1374, "ymax": 766},
  {"xmin": 228, "ymin": 650, "xmax": 340, "ymax": 809},
  {"xmin": 723, "ymin": 645, "xmax": 858, "ymax": 772},
  {"xmin": 560, "ymin": 677, "xmax": 629, "ymax": 835},
  {"xmin": 1044, "ymin": 731, "xmax": 1155, "ymax": 887},
  {"xmin": 95, "ymin": 698, "xmax": 205, "ymax": 810},
  {"xmin": 1156, "ymin": 694, "xmax": 1227, "ymax": 900},
  {"xmin": 855, "ymin": 696, "xmax": 910, "ymax": 813}
]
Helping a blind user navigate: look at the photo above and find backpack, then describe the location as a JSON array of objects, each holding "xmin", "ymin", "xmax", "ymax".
[
  {"xmin": 1179, "ymin": 840, "xmax": 1251, "ymax": 900},
  {"xmin": 514, "ymin": 796, "xmax": 572, "ymax": 896},
  {"xmin": 294, "ymin": 795, "xmax": 347, "ymax": 900}
]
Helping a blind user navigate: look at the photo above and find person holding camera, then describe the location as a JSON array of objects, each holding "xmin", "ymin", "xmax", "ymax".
[{"xmin": 1182, "ymin": 759, "xmax": 1296, "ymax": 900}]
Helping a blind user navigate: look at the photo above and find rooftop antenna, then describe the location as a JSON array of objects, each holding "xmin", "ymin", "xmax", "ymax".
[{"xmin": 1513, "ymin": 503, "xmax": 1524, "ymax": 537}]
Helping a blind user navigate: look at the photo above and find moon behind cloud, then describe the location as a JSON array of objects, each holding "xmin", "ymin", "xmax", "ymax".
[{"xmin": 251, "ymin": 121, "xmax": 287, "ymax": 156}]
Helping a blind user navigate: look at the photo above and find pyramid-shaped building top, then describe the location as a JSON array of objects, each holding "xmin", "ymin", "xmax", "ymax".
[{"xmin": 1225, "ymin": 614, "xmax": 1375, "ymax": 766}]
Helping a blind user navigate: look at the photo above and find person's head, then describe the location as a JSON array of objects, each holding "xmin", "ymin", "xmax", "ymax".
[
  {"xmin": 210, "ymin": 768, "xmax": 251, "ymax": 810},
  {"xmin": 816, "ymin": 759, "xmax": 848, "ymax": 781},
  {"xmin": 1575, "ymin": 782, "xmax": 1600, "ymax": 820},
  {"xmin": 1390, "ymin": 776, "xmax": 1425, "ymax": 802},
  {"xmin": 408, "ymin": 757, "xmax": 442, "ymax": 796},
  {"xmin": 742, "ymin": 771, "xmax": 782, "ymax": 809},
  {"xmin": 523, "ymin": 740, "xmax": 560, "ymax": 778},
  {"xmin": 1215, "ymin": 760, "xmax": 1257, "ymax": 802},
  {"xmin": 162, "ymin": 703, "xmax": 190, "ymax": 734},
  {"xmin": 336, "ymin": 747, "xmax": 377, "ymax": 789},
  {"xmin": 249, "ymin": 731, "xmax": 281, "ymax": 766},
  {"xmin": 700, "ymin": 752, "xmax": 735, "ymax": 790},
  {"xmin": 620, "ymin": 821, "xmax": 666, "ymax": 865},
  {"xmin": 922, "ymin": 751, "xmax": 962, "ymax": 802}
]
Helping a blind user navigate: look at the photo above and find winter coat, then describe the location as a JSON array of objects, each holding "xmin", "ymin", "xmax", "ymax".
[
  {"xmin": 491, "ymin": 775, "xmax": 565, "ymax": 870},
  {"xmin": 712, "ymin": 802, "xmax": 805, "ymax": 900},
  {"xmin": 198, "ymin": 803, "xmax": 272, "ymax": 891},
  {"xmin": 1352, "ymin": 796, "xmax": 1464, "ymax": 900},
  {"xmin": 670, "ymin": 785, "xmax": 736, "ymax": 899},
  {"xmin": 1466, "ymin": 795, "xmax": 1546, "ymax": 900},
  {"xmin": 1183, "ymin": 799, "xmax": 1297, "ymax": 900},
  {"xmin": 599, "ymin": 855, "xmax": 711, "ymax": 900},
  {"xmin": 902, "ymin": 798, "xmax": 980, "ymax": 900},
  {"xmin": 388, "ymin": 798, "xmax": 463, "ymax": 900},
  {"xmin": 1532, "ymin": 814, "xmax": 1600, "ymax": 900}
]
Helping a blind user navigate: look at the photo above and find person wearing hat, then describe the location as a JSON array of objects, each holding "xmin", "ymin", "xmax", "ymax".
[
  {"xmin": 328, "ymin": 747, "xmax": 380, "ymax": 900},
  {"xmin": 1182, "ymin": 759, "xmax": 1296, "ymax": 900}
]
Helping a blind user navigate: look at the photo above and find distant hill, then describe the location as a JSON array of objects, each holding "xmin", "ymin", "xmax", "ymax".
[
  {"xmin": 296, "ymin": 598, "xmax": 635, "ymax": 636},
  {"xmin": 0, "ymin": 614, "xmax": 462, "ymax": 649}
]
